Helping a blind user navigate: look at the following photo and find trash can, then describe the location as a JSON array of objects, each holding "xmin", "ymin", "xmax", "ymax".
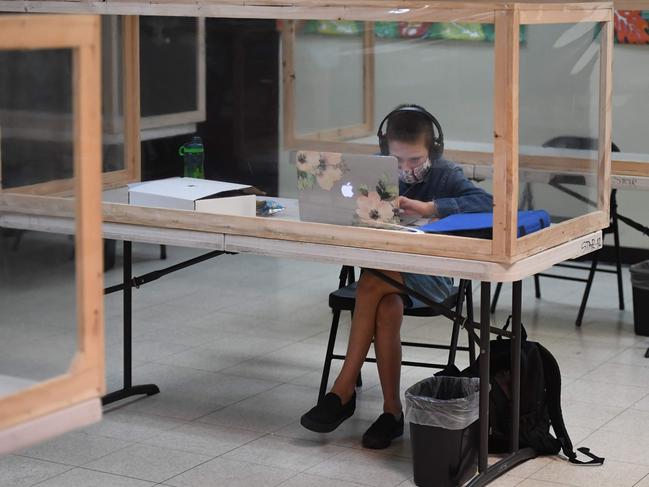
[
  {"xmin": 405, "ymin": 376, "xmax": 480, "ymax": 487},
  {"xmin": 630, "ymin": 260, "xmax": 649, "ymax": 336}
]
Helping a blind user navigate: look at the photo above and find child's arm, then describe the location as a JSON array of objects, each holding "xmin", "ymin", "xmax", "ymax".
[
  {"xmin": 398, "ymin": 197, "xmax": 436, "ymax": 217},
  {"xmin": 432, "ymin": 167, "xmax": 493, "ymax": 217}
]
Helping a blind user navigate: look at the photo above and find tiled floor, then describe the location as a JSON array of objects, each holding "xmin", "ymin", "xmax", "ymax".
[{"xmin": 2, "ymin": 233, "xmax": 649, "ymax": 486}]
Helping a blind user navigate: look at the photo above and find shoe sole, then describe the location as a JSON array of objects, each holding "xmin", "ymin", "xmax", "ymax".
[
  {"xmin": 362, "ymin": 427, "xmax": 404, "ymax": 449},
  {"xmin": 300, "ymin": 408, "xmax": 355, "ymax": 433}
]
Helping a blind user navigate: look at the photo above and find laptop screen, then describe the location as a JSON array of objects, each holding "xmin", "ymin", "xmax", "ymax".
[{"xmin": 294, "ymin": 151, "xmax": 401, "ymax": 227}]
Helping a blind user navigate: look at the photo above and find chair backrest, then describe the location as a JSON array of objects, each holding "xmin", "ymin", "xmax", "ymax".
[
  {"xmin": 542, "ymin": 136, "xmax": 620, "ymax": 153},
  {"xmin": 338, "ymin": 265, "xmax": 356, "ymax": 289},
  {"xmin": 543, "ymin": 135, "xmax": 619, "ymax": 223}
]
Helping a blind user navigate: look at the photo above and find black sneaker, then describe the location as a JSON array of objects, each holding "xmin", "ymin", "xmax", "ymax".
[
  {"xmin": 300, "ymin": 392, "xmax": 356, "ymax": 433},
  {"xmin": 362, "ymin": 412, "xmax": 404, "ymax": 449}
]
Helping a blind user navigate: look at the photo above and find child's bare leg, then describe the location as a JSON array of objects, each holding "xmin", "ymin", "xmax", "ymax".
[
  {"xmin": 374, "ymin": 293, "xmax": 404, "ymax": 416},
  {"xmin": 331, "ymin": 270, "xmax": 404, "ymax": 403}
]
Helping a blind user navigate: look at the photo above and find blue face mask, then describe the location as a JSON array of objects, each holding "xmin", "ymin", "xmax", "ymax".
[{"xmin": 399, "ymin": 158, "xmax": 431, "ymax": 184}]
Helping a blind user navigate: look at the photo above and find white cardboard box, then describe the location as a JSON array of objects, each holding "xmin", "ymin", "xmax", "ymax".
[{"xmin": 128, "ymin": 177, "xmax": 256, "ymax": 216}]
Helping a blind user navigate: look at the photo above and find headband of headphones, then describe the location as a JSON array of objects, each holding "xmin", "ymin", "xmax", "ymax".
[{"xmin": 376, "ymin": 104, "xmax": 444, "ymax": 160}]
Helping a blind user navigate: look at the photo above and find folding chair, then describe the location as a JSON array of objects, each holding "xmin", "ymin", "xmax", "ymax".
[{"xmin": 318, "ymin": 265, "xmax": 476, "ymax": 402}]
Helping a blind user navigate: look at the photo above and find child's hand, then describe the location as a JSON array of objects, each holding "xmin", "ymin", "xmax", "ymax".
[{"xmin": 398, "ymin": 196, "xmax": 436, "ymax": 218}]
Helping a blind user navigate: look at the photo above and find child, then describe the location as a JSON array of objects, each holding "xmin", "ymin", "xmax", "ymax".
[{"xmin": 300, "ymin": 104, "xmax": 493, "ymax": 449}]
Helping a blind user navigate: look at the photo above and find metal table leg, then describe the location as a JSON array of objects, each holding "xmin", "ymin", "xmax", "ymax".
[
  {"xmin": 102, "ymin": 241, "xmax": 159, "ymax": 405},
  {"xmin": 466, "ymin": 280, "xmax": 536, "ymax": 487},
  {"xmin": 510, "ymin": 280, "xmax": 522, "ymax": 452},
  {"xmin": 102, "ymin": 243, "xmax": 234, "ymax": 405},
  {"xmin": 479, "ymin": 281, "xmax": 491, "ymax": 473}
]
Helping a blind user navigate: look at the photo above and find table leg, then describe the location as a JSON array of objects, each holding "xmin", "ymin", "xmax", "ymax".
[
  {"xmin": 479, "ymin": 281, "xmax": 491, "ymax": 473},
  {"xmin": 466, "ymin": 280, "xmax": 536, "ymax": 487},
  {"xmin": 510, "ymin": 280, "xmax": 522, "ymax": 452},
  {"xmin": 102, "ymin": 241, "xmax": 159, "ymax": 406}
]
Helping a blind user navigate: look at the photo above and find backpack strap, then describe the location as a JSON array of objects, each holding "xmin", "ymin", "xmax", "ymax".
[
  {"xmin": 502, "ymin": 315, "xmax": 528, "ymax": 342},
  {"xmin": 537, "ymin": 344, "xmax": 605, "ymax": 466},
  {"xmin": 572, "ymin": 448, "xmax": 606, "ymax": 466}
]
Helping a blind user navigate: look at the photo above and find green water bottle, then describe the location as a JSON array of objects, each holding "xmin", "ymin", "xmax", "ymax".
[{"xmin": 179, "ymin": 135, "xmax": 205, "ymax": 179}]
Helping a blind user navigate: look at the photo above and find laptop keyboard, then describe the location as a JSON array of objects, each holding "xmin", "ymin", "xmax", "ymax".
[{"xmin": 399, "ymin": 215, "xmax": 420, "ymax": 226}]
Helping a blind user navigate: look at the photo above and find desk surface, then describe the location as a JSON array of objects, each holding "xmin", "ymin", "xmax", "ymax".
[
  {"xmin": 0, "ymin": 209, "xmax": 602, "ymax": 283},
  {"xmin": 0, "ymin": 185, "xmax": 605, "ymax": 282},
  {"xmin": 470, "ymin": 163, "xmax": 649, "ymax": 191}
]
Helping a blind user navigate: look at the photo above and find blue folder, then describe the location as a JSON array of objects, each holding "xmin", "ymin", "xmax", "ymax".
[{"xmin": 417, "ymin": 210, "xmax": 551, "ymax": 238}]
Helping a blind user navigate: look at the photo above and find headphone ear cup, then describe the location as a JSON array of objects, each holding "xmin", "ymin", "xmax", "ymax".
[
  {"xmin": 430, "ymin": 139, "xmax": 441, "ymax": 160},
  {"xmin": 379, "ymin": 134, "xmax": 389, "ymax": 155},
  {"xmin": 429, "ymin": 117, "xmax": 444, "ymax": 160}
]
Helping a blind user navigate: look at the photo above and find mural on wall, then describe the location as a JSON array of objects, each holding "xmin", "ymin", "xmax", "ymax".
[
  {"xmin": 299, "ymin": 20, "xmax": 526, "ymax": 43},
  {"xmin": 614, "ymin": 10, "xmax": 649, "ymax": 44},
  {"xmin": 295, "ymin": 14, "xmax": 649, "ymax": 45}
]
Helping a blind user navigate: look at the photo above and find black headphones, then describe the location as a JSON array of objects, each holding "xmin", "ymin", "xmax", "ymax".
[{"xmin": 377, "ymin": 104, "xmax": 444, "ymax": 161}]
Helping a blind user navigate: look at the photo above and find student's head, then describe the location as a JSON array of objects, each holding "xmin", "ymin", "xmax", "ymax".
[{"xmin": 378, "ymin": 104, "xmax": 443, "ymax": 184}]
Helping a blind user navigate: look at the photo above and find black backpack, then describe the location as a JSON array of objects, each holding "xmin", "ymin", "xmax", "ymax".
[{"xmin": 462, "ymin": 317, "xmax": 604, "ymax": 465}]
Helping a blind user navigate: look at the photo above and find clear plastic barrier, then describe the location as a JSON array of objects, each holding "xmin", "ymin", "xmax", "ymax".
[
  {"xmin": 611, "ymin": 9, "xmax": 649, "ymax": 157},
  {"xmin": 277, "ymin": 19, "xmax": 496, "ymax": 240},
  {"xmin": 0, "ymin": 48, "xmax": 77, "ymax": 398},
  {"xmin": 518, "ymin": 22, "xmax": 601, "ymax": 233},
  {"xmin": 0, "ymin": 49, "xmax": 74, "ymax": 188},
  {"xmin": 101, "ymin": 16, "xmax": 126, "ymax": 173}
]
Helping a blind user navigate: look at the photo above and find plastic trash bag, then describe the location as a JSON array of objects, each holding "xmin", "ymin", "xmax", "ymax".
[
  {"xmin": 405, "ymin": 376, "xmax": 480, "ymax": 430},
  {"xmin": 630, "ymin": 260, "xmax": 649, "ymax": 291}
]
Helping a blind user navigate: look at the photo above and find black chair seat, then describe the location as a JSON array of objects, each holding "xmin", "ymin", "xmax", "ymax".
[{"xmin": 329, "ymin": 282, "xmax": 459, "ymax": 317}]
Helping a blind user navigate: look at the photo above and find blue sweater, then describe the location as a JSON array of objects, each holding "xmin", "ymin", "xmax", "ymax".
[{"xmin": 399, "ymin": 158, "xmax": 493, "ymax": 217}]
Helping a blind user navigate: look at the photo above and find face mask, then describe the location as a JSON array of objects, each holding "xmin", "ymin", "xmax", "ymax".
[{"xmin": 399, "ymin": 158, "xmax": 431, "ymax": 184}]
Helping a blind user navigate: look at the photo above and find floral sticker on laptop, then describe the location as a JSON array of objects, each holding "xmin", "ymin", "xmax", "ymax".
[
  {"xmin": 296, "ymin": 151, "xmax": 349, "ymax": 191},
  {"xmin": 354, "ymin": 174, "xmax": 400, "ymax": 226}
]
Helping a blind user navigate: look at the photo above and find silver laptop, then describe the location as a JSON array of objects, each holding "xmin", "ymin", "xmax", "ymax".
[{"xmin": 294, "ymin": 151, "xmax": 403, "ymax": 227}]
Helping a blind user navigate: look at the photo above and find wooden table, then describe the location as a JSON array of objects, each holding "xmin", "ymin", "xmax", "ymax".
[{"xmin": 0, "ymin": 197, "xmax": 603, "ymax": 487}]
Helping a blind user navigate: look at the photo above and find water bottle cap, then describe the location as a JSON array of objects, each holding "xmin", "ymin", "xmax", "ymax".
[{"xmin": 179, "ymin": 136, "xmax": 204, "ymax": 156}]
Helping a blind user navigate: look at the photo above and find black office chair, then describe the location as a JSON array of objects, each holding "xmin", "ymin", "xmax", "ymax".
[
  {"xmin": 491, "ymin": 136, "xmax": 624, "ymax": 327},
  {"xmin": 318, "ymin": 266, "xmax": 476, "ymax": 402}
]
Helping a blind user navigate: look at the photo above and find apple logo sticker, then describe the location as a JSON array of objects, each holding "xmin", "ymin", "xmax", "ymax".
[{"xmin": 341, "ymin": 182, "xmax": 354, "ymax": 198}]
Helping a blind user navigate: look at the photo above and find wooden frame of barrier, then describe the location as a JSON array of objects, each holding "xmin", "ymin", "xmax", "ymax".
[
  {"xmin": 0, "ymin": 1, "xmax": 614, "ymax": 266},
  {"xmin": 1, "ymin": 15, "xmax": 140, "ymax": 195},
  {"xmin": 273, "ymin": 0, "xmax": 646, "ymax": 180},
  {"xmin": 0, "ymin": 14, "xmax": 104, "ymax": 444}
]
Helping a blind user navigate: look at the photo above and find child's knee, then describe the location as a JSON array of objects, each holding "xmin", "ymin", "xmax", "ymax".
[
  {"xmin": 356, "ymin": 272, "xmax": 382, "ymax": 295},
  {"xmin": 357, "ymin": 271, "xmax": 402, "ymax": 296},
  {"xmin": 376, "ymin": 294, "xmax": 404, "ymax": 328}
]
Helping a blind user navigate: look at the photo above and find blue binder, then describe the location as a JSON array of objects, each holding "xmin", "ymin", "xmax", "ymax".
[{"xmin": 417, "ymin": 210, "xmax": 551, "ymax": 238}]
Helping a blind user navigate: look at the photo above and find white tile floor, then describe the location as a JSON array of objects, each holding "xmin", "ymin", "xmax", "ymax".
[{"xmin": 2, "ymin": 233, "xmax": 649, "ymax": 486}]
